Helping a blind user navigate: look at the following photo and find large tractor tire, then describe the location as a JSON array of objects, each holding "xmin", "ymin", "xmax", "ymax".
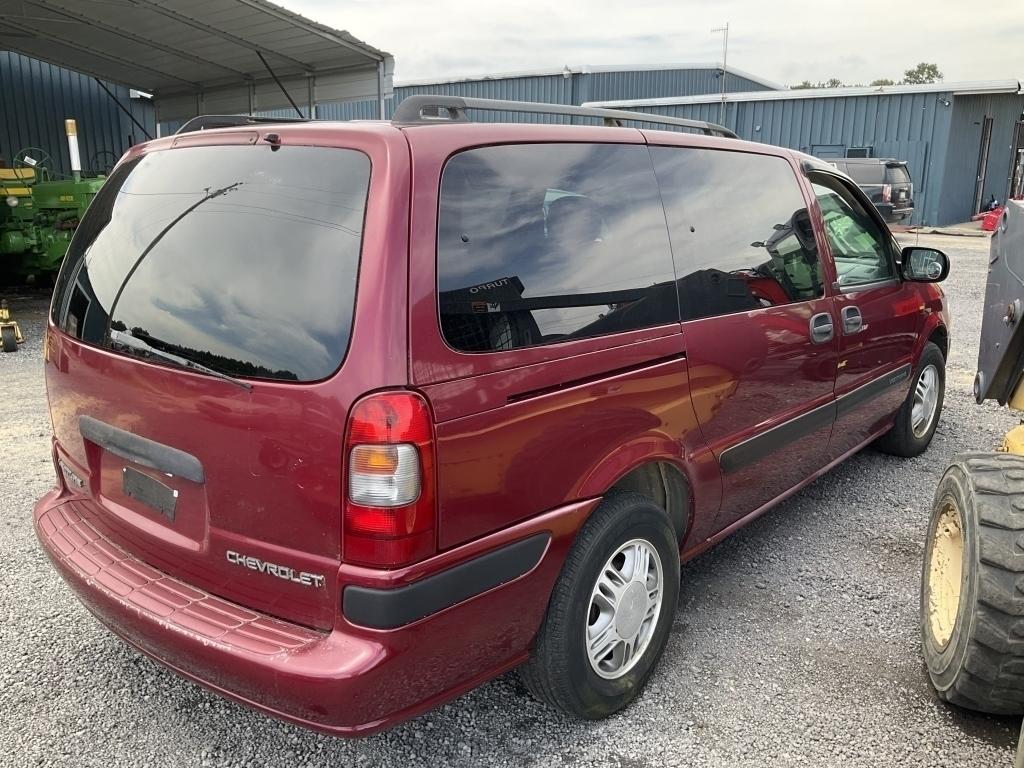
[{"xmin": 922, "ymin": 453, "xmax": 1024, "ymax": 714}]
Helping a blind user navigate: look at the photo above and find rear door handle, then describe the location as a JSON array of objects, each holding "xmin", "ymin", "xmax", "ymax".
[
  {"xmin": 842, "ymin": 306, "xmax": 864, "ymax": 335},
  {"xmin": 809, "ymin": 312, "xmax": 833, "ymax": 344}
]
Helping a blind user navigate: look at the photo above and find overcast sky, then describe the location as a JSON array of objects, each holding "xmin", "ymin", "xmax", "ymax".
[{"xmin": 288, "ymin": 0, "xmax": 1023, "ymax": 87}]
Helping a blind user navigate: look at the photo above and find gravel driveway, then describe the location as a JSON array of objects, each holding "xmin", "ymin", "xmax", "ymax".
[{"xmin": 1, "ymin": 233, "xmax": 1019, "ymax": 767}]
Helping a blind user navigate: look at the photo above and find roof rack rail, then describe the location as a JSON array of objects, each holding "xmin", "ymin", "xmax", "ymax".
[
  {"xmin": 174, "ymin": 114, "xmax": 309, "ymax": 135},
  {"xmin": 390, "ymin": 95, "xmax": 738, "ymax": 139}
]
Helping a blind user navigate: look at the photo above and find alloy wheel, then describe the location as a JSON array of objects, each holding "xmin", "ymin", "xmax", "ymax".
[
  {"xmin": 912, "ymin": 364, "xmax": 940, "ymax": 438},
  {"xmin": 586, "ymin": 538, "xmax": 664, "ymax": 680}
]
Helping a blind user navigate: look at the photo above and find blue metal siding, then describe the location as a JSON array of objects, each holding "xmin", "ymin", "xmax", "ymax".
[
  {"xmin": 316, "ymin": 74, "xmax": 576, "ymax": 123},
  {"xmin": 631, "ymin": 92, "xmax": 961, "ymax": 225},
  {"xmin": 0, "ymin": 51, "xmax": 155, "ymax": 177},
  {"xmin": 400, "ymin": 74, "xmax": 575, "ymax": 123},
  {"xmin": 583, "ymin": 68, "xmax": 770, "ymax": 102},
  {"xmin": 302, "ymin": 68, "xmax": 771, "ymax": 124},
  {"xmin": 315, "ymin": 100, "xmax": 386, "ymax": 121},
  {"xmin": 939, "ymin": 93, "xmax": 1024, "ymax": 224}
]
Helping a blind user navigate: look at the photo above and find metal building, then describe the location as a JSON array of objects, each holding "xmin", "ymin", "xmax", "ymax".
[
  {"xmin": 0, "ymin": 51, "xmax": 155, "ymax": 177},
  {"xmin": 6, "ymin": 33, "xmax": 1020, "ymax": 229},
  {"xmin": 315, "ymin": 63, "xmax": 783, "ymax": 122},
  {"xmin": 588, "ymin": 81, "xmax": 1024, "ymax": 226}
]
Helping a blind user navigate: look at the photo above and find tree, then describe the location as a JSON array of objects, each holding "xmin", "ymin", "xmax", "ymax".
[
  {"xmin": 901, "ymin": 63, "xmax": 943, "ymax": 85},
  {"xmin": 792, "ymin": 78, "xmax": 846, "ymax": 89},
  {"xmin": 870, "ymin": 78, "xmax": 895, "ymax": 86}
]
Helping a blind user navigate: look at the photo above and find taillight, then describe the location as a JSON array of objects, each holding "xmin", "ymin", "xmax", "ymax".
[
  {"xmin": 343, "ymin": 391, "xmax": 436, "ymax": 567},
  {"xmin": 881, "ymin": 184, "xmax": 892, "ymax": 204}
]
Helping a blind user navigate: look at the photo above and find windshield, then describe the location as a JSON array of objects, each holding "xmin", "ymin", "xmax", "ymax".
[{"xmin": 51, "ymin": 143, "xmax": 370, "ymax": 382}]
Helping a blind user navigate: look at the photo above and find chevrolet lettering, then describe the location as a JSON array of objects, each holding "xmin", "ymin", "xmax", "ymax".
[{"xmin": 225, "ymin": 551, "xmax": 325, "ymax": 588}]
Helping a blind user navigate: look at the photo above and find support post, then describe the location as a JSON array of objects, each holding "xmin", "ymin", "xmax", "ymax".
[
  {"xmin": 65, "ymin": 119, "xmax": 81, "ymax": 182},
  {"xmin": 711, "ymin": 22, "xmax": 730, "ymax": 127},
  {"xmin": 92, "ymin": 78, "xmax": 154, "ymax": 141}
]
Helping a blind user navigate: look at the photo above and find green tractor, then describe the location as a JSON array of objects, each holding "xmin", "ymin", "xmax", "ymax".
[{"xmin": 1, "ymin": 122, "xmax": 111, "ymax": 282}]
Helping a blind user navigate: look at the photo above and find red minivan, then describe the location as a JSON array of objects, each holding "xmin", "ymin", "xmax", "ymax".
[{"xmin": 34, "ymin": 96, "xmax": 950, "ymax": 736}]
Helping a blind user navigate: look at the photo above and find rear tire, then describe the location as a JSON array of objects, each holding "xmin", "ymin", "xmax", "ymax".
[
  {"xmin": 1, "ymin": 326, "xmax": 17, "ymax": 353},
  {"xmin": 876, "ymin": 341, "xmax": 944, "ymax": 457},
  {"xmin": 922, "ymin": 453, "xmax": 1024, "ymax": 714},
  {"xmin": 519, "ymin": 491, "xmax": 680, "ymax": 719}
]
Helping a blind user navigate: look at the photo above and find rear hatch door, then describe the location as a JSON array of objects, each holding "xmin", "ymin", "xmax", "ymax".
[
  {"xmin": 885, "ymin": 162, "xmax": 914, "ymax": 206},
  {"xmin": 46, "ymin": 135, "xmax": 375, "ymax": 629}
]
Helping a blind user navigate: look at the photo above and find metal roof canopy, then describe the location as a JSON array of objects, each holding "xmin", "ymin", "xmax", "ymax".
[{"xmin": 0, "ymin": 0, "xmax": 394, "ymax": 122}]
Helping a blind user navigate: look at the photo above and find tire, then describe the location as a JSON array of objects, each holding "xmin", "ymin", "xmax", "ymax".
[
  {"xmin": 1, "ymin": 325, "xmax": 17, "ymax": 353},
  {"xmin": 876, "ymin": 341, "xmax": 945, "ymax": 457},
  {"xmin": 519, "ymin": 491, "xmax": 680, "ymax": 719},
  {"xmin": 922, "ymin": 453, "xmax": 1024, "ymax": 714}
]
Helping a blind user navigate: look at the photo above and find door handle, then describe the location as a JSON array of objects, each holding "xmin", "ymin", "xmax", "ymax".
[
  {"xmin": 809, "ymin": 312, "xmax": 833, "ymax": 344},
  {"xmin": 842, "ymin": 306, "xmax": 864, "ymax": 335}
]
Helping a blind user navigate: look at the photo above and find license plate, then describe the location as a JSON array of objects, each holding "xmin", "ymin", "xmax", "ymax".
[{"xmin": 123, "ymin": 467, "xmax": 178, "ymax": 521}]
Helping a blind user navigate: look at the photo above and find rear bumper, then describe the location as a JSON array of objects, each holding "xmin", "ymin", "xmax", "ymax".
[
  {"xmin": 33, "ymin": 489, "xmax": 595, "ymax": 736},
  {"xmin": 876, "ymin": 202, "xmax": 914, "ymax": 223}
]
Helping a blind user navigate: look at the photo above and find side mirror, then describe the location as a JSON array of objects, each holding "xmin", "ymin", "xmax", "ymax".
[{"xmin": 901, "ymin": 246, "xmax": 949, "ymax": 283}]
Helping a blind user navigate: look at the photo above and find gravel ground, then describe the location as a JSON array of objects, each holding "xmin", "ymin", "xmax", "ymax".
[{"xmin": 1, "ymin": 233, "xmax": 1020, "ymax": 767}]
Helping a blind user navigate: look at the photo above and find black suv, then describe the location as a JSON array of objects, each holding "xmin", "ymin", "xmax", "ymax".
[{"xmin": 828, "ymin": 158, "xmax": 914, "ymax": 224}]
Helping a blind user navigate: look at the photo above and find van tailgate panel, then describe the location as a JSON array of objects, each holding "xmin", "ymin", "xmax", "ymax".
[{"xmin": 47, "ymin": 331, "xmax": 344, "ymax": 630}]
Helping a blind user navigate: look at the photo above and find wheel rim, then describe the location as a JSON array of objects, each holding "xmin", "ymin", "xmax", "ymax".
[
  {"xmin": 927, "ymin": 498, "xmax": 964, "ymax": 649},
  {"xmin": 586, "ymin": 538, "xmax": 664, "ymax": 680},
  {"xmin": 911, "ymin": 364, "xmax": 940, "ymax": 438}
]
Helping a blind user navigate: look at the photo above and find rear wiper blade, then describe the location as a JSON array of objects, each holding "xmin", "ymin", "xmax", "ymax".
[
  {"xmin": 103, "ymin": 181, "xmax": 242, "ymax": 344},
  {"xmin": 109, "ymin": 330, "xmax": 252, "ymax": 391}
]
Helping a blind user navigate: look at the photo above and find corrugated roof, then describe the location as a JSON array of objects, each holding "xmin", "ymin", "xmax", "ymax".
[
  {"xmin": 397, "ymin": 62, "xmax": 786, "ymax": 91},
  {"xmin": 0, "ymin": 0, "xmax": 393, "ymax": 120},
  {"xmin": 585, "ymin": 79, "xmax": 1024, "ymax": 108}
]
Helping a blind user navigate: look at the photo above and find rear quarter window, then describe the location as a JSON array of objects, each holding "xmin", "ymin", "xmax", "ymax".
[
  {"xmin": 436, "ymin": 143, "xmax": 678, "ymax": 353},
  {"xmin": 886, "ymin": 164, "xmax": 912, "ymax": 185},
  {"xmin": 51, "ymin": 144, "xmax": 370, "ymax": 382}
]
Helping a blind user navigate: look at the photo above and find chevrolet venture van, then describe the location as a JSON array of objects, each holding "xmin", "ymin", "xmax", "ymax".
[{"xmin": 34, "ymin": 96, "xmax": 950, "ymax": 736}]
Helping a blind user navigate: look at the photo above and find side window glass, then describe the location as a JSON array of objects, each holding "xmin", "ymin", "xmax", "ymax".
[
  {"xmin": 437, "ymin": 144, "xmax": 678, "ymax": 353},
  {"xmin": 810, "ymin": 175, "xmax": 895, "ymax": 288},
  {"xmin": 651, "ymin": 147, "xmax": 823, "ymax": 322}
]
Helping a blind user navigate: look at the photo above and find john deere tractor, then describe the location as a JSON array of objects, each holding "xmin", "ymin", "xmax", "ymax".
[
  {"xmin": 921, "ymin": 199, "xmax": 1024, "ymax": 765},
  {"xmin": 1, "ymin": 121, "xmax": 108, "ymax": 282}
]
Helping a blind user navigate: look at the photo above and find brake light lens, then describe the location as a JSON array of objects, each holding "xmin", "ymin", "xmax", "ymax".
[
  {"xmin": 881, "ymin": 183, "xmax": 892, "ymax": 204},
  {"xmin": 344, "ymin": 391, "xmax": 436, "ymax": 567}
]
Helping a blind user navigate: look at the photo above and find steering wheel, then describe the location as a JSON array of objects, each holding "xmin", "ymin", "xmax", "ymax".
[
  {"xmin": 12, "ymin": 147, "xmax": 54, "ymax": 184},
  {"xmin": 89, "ymin": 150, "xmax": 119, "ymax": 175}
]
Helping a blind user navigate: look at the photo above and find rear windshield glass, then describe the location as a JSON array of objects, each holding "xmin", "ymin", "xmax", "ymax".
[
  {"xmin": 843, "ymin": 163, "xmax": 883, "ymax": 184},
  {"xmin": 51, "ymin": 144, "xmax": 370, "ymax": 382},
  {"xmin": 886, "ymin": 164, "xmax": 912, "ymax": 184}
]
